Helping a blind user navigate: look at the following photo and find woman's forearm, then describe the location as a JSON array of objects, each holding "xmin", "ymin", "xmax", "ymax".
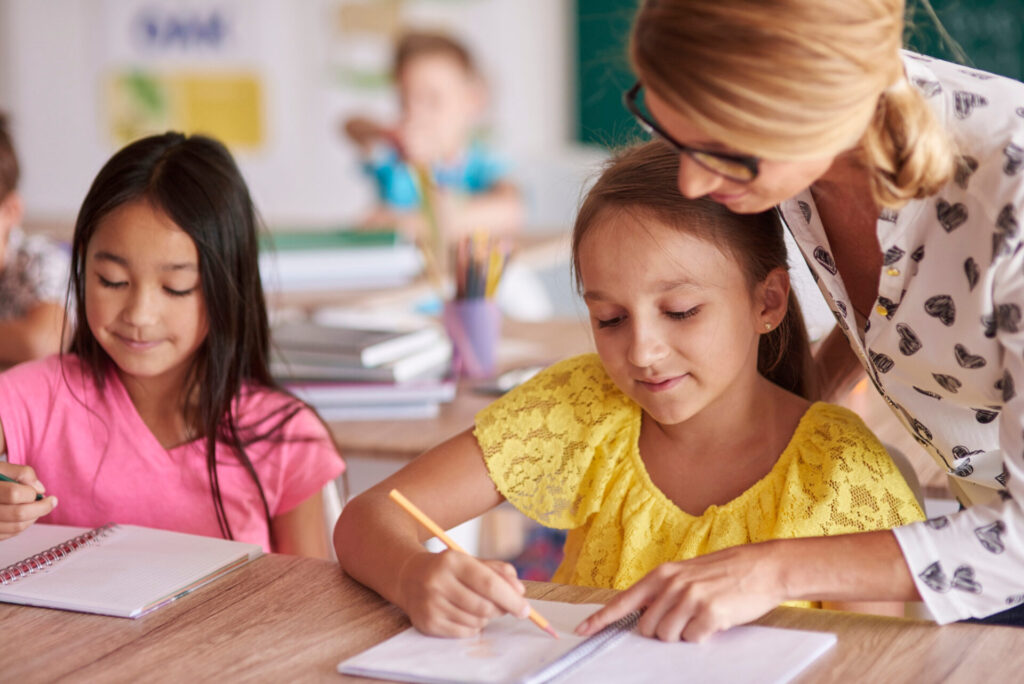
[{"xmin": 773, "ymin": 530, "xmax": 920, "ymax": 603}]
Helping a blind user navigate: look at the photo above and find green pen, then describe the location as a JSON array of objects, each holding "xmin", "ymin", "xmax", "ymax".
[{"xmin": 0, "ymin": 472, "xmax": 45, "ymax": 501}]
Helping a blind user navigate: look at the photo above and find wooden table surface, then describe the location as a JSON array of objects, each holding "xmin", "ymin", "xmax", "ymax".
[{"xmin": 3, "ymin": 553, "xmax": 1018, "ymax": 683}]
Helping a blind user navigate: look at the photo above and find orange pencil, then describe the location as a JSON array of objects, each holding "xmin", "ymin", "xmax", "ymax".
[{"xmin": 388, "ymin": 488, "xmax": 558, "ymax": 639}]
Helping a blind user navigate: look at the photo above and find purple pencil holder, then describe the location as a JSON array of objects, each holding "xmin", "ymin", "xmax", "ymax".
[{"xmin": 443, "ymin": 299, "xmax": 502, "ymax": 379}]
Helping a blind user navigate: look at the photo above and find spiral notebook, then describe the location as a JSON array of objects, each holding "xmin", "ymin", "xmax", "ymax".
[
  {"xmin": 337, "ymin": 599, "xmax": 836, "ymax": 684},
  {"xmin": 0, "ymin": 523, "xmax": 262, "ymax": 618}
]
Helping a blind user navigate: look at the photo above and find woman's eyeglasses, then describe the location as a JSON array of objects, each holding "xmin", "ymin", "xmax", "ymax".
[{"xmin": 623, "ymin": 81, "xmax": 760, "ymax": 183}]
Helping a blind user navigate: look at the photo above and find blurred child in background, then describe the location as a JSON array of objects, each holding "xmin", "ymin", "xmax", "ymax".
[
  {"xmin": 0, "ymin": 113, "xmax": 68, "ymax": 364},
  {"xmin": 343, "ymin": 30, "xmax": 523, "ymax": 242}
]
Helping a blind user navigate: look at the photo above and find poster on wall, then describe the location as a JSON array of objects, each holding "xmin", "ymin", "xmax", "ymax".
[{"xmin": 100, "ymin": 0, "xmax": 266, "ymax": 149}]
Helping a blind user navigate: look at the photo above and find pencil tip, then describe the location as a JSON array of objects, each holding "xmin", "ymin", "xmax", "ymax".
[{"xmin": 545, "ymin": 625, "xmax": 559, "ymax": 639}]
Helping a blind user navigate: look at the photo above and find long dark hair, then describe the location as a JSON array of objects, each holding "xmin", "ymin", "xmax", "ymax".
[
  {"xmin": 68, "ymin": 132, "xmax": 300, "ymax": 540},
  {"xmin": 572, "ymin": 140, "xmax": 818, "ymax": 400}
]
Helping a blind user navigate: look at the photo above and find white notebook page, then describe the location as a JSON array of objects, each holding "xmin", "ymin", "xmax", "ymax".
[
  {"xmin": 0, "ymin": 524, "xmax": 92, "ymax": 566},
  {"xmin": 338, "ymin": 599, "xmax": 837, "ymax": 684},
  {"xmin": 0, "ymin": 524, "xmax": 261, "ymax": 617}
]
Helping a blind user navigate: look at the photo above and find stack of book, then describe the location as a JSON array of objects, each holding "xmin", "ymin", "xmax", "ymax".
[
  {"xmin": 271, "ymin": 321, "xmax": 454, "ymax": 421},
  {"xmin": 259, "ymin": 228, "xmax": 422, "ymax": 293}
]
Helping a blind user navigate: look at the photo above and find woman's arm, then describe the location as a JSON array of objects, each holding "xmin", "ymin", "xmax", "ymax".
[
  {"xmin": 271, "ymin": 490, "xmax": 328, "ymax": 558},
  {"xmin": 577, "ymin": 529, "xmax": 918, "ymax": 642},
  {"xmin": 335, "ymin": 428, "xmax": 531, "ymax": 637},
  {"xmin": 814, "ymin": 324, "xmax": 867, "ymax": 401}
]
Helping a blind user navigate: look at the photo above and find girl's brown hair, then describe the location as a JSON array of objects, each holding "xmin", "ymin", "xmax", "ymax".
[
  {"xmin": 393, "ymin": 30, "xmax": 476, "ymax": 79},
  {"xmin": 572, "ymin": 140, "xmax": 817, "ymax": 400},
  {"xmin": 630, "ymin": 0, "xmax": 955, "ymax": 209}
]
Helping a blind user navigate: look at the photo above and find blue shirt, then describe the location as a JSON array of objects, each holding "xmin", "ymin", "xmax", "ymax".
[{"xmin": 363, "ymin": 141, "xmax": 508, "ymax": 210}]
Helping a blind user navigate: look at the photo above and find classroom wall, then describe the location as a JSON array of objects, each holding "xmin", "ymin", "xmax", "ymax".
[{"xmin": 0, "ymin": 0, "xmax": 602, "ymax": 231}]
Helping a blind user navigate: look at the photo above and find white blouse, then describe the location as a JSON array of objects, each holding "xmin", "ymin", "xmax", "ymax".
[{"xmin": 779, "ymin": 52, "xmax": 1024, "ymax": 623}]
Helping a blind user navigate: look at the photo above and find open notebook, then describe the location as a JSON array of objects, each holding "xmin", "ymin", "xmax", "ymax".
[
  {"xmin": 338, "ymin": 599, "xmax": 836, "ymax": 684},
  {"xmin": 0, "ymin": 523, "xmax": 262, "ymax": 618}
]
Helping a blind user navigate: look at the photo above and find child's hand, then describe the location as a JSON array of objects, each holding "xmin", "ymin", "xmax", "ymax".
[
  {"xmin": 396, "ymin": 549, "xmax": 531, "ymax": 637},
  {"xmin": 0, "ymin": 463, "xmax": 57, "ymax": 540},
  {"xmin": 574, "ymin": 545, "xmax": 784, "ymax": 643},
  {"xmin": 342, "ymin": 116, "xmax": 397, "ymax": 153}
]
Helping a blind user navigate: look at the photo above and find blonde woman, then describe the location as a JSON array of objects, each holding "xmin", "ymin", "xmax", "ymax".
[{"xmin": 579, "ymin": 0, "xmax": 1024, "ymax": 640}]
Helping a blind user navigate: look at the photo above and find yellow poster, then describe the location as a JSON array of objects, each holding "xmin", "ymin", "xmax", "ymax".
[{"xmin": 107, "ymin": 71, "xmax": 264, "ymax": 148}]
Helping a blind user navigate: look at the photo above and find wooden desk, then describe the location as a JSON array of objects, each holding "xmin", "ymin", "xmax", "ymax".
[{"xmin": 3, "ymin": 553, "xmax": 1017, "ymax": 683}]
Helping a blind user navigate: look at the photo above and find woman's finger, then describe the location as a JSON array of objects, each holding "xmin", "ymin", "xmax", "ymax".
[
  {"xmin": 575, "ymin": 577, "xmax": 656, "ymax": 635},
  {"xmin": 645, "ymin": 590, "xmax": 699, "ymax": 642}
]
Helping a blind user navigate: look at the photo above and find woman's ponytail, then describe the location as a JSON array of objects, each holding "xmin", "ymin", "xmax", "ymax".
[{"xmin": 859, "ymin": 80, "xmax": 956, "ymax": 209}]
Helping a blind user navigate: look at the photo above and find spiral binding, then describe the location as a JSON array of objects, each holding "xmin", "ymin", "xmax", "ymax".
[
  {"xmin": 522, "ymin": 609, "xmax": 643, "ymax": 684},
  {"xmin": 0, "ymin": 523, "xmax": 117, "ymax": 586}
]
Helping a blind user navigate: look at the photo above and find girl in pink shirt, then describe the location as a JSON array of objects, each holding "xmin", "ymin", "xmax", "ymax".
[{"xmin": 0, "ymin": 133, "xmax": 344, "ymax": 556}]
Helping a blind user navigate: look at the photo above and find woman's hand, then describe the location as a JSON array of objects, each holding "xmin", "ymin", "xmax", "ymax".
[
  {"xmin": 0, "ymin": 463, "xmax": 57, "ymax": 540},
  {"xmin": 396, "ymin": 549, "xmax": 531, "ymax": 638},
  {"xmin": 575, "ymin": 544, "xmax": 784, "ymax": 643}
]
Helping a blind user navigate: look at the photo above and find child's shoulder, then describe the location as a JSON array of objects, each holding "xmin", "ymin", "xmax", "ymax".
[
  {"xmin": 516, "ymin": 353, "xmax": 620, "ymax": 401},
  {"xmin": 476, "ymin": 354, "xmax": 633, "ymax": 436},
  {"xmin": 234, "ymin": 383, "xmax": 326, "ymax": 435},
  {"xmin": 789, "ymin": 401, "xmax": 888, "ymax": 464},
  {"xmin": 0, "ymin": 354, "xmax": 99, "ymax": 417},
  {"xmin": 0, "ymin": 353, "xmax": 79, "ymax": 386}
]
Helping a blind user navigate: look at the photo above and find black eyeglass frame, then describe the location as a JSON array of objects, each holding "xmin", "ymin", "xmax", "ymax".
[{"xmin": 623, "ymin": 81, "xmax": 761, "ymax": 183}]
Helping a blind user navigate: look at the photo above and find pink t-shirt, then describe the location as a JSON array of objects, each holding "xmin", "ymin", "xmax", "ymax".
[{"xmin": 0, "ymin": 355, "xmax": 344, "ymax": 552}]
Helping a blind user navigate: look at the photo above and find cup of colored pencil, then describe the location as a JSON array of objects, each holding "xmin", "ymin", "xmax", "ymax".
[{"xmin": 442, "ymin": 232, "xmax": 508, "ymax": 379}]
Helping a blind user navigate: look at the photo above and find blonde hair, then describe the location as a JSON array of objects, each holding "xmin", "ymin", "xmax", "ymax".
[
  {"xmin": 630, "ymin": 0, "xmax": 955, "ymax": 208},
  {"xmin": 573, "ymin": 140, "xmax": 818, "ymax": 400}
]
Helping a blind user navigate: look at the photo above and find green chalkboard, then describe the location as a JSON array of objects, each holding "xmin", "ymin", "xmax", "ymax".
[
  {"xmin": 904, "ymin": 0, "xmax": 1024, "ymax": 81},
  {"xmin": 575, "ymin": 0, "xmax": 1024, "ymax": 148},
  {"xmin": 574, "ymin": 0, "xmax": 642, "ymax": 148}
]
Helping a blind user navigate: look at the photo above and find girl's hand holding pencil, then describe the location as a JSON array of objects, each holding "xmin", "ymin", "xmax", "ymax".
[{"xmin": 389, "ymin": 489, "xmax": 557, "ymax": 639}]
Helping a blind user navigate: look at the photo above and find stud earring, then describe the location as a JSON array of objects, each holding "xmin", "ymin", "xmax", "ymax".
[{"xmin": 763, "ymin": 322, "xmax": 773, "ymax": 331}]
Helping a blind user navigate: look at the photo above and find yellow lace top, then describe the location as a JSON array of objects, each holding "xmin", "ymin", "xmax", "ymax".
[{"xmin": 475, "ymin": 354, "xmax": 924, "ymax": 595}]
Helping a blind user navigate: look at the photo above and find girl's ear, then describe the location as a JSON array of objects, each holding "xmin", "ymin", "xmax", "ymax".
[{"xmin": 756, "ymin": 267, "xmax": 791, "ymax": 330}]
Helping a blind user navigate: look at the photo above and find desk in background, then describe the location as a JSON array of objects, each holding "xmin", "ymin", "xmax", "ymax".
[
  {"xmin": 2, "ymin": 553, "xmax": 1017, "ymax": 682},
  {"xmin": 329, "ymin": 317, "xmax": 592, "ymax": 463},
  {"xmin": 328, "ymin": 317, "xmax": 593, "ymax": 559}
]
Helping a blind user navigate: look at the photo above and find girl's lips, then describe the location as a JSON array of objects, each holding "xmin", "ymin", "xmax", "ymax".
[
  {"xmin": 114, "ymin": 333, "xmax": 161, "ymax": 351},
  {"xmin": 636, "ymin": 374, "xmax": 687, "ymax": 393}
]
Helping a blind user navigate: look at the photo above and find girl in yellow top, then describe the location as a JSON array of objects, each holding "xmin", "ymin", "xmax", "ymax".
[{"xmin": 335, "ymin": 140, "xmax": 923, "ymax": 640}]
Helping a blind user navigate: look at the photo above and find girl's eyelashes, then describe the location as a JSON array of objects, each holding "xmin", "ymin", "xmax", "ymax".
[
  {"xmin": 97, "ymin": 274, "xmax": 127, "ymax": 289},
  {"xmin": 596, "ymin": 315, "xmax": 624, "ymax": 329},
  {"xmin": 96, "ymin": 273, "xmax": 196, "ymax": 297},
  {"xmin": 667, "ymin": 306, "xmax": 700, "ymax": 320},
  {"xmin": 594, "ymin": 306, "xmax": 700, "ymax": 329}
]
